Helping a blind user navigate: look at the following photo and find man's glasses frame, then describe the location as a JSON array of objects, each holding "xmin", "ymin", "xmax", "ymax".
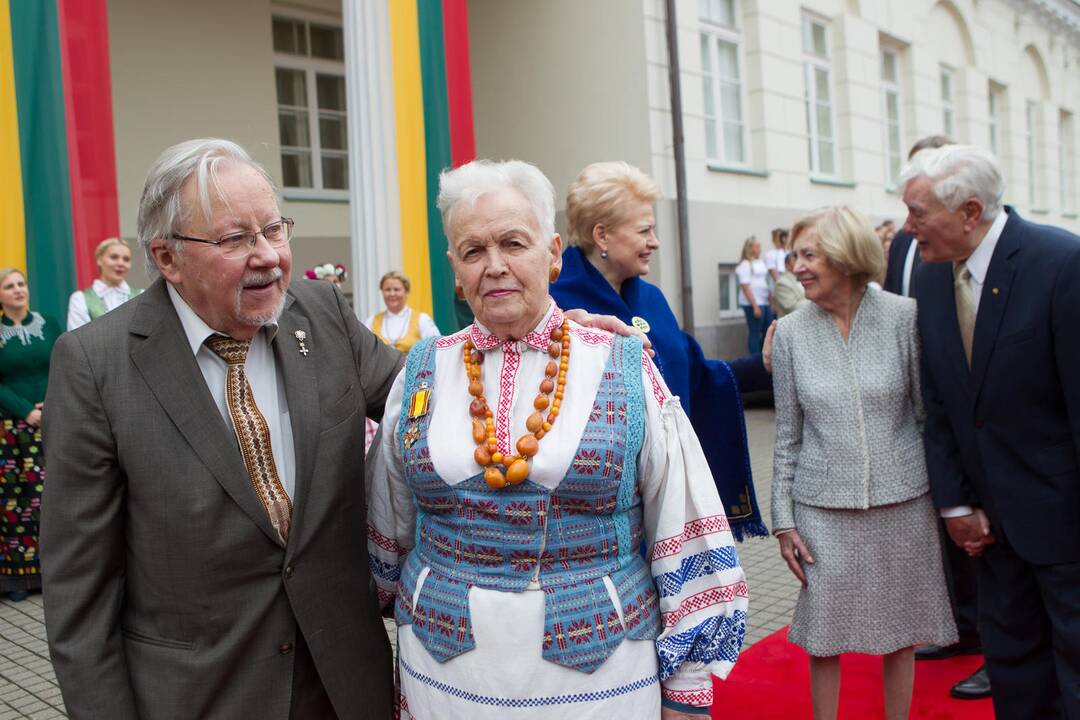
[{"xmin": 172, "ymin": 217, "xmax": 295, "ymax": 258}]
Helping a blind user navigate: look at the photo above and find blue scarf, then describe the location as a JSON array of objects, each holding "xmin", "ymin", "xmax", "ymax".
[{"xmin": 551, "ymin": 246, "xmax": 767, "ymax": 539}]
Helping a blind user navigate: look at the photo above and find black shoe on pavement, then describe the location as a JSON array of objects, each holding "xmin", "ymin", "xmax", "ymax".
[
  {"xmin": 915, "ymin": 639, "xmax": 982, "ymax": 660},
  {"xmin": 950, "ymin": 665, "xmax": 992, "ymax": 700}
]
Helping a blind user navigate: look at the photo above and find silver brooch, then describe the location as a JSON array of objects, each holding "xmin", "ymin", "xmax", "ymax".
[{"xmin": 294, "ymin": 330, "xmax": 309, "ymax": 356}]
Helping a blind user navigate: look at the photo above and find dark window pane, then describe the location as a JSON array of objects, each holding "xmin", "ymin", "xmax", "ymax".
[
  {"xmin": 276, "ymin": 68, "xmax": 307, "ymax": 107},
  {"xmin": 319, "ymin": 114, "xmax": 347, "ymax": 151},
  {"xmin": 316, "ymin": 74, "xmax": 346, "ymax": 111},
  {"xmin": 278, "ymin": 110, "xmax": 310, "ymax": 148},
  {"xmin": 310, "ymin": 24, "xmax": 344, "ymax": 60},
  {"xmin": 272, "ymin": 17, "xmax": 298, "ymax": 54},
  {"xmin": 282, "ymin": 150, "xmax": 313, "ymax": 188},
  {"xmin": 322, "ymin": 154, "xmax": 348, "ymax": 189}
]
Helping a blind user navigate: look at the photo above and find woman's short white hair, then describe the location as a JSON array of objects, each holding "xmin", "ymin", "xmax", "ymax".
[
  {"xmin": 437, "ymin": 160, "xmax": 556, "ymax": 243},
  {"xmin": 898, "ymin": 144, "xmax": 1005, "ymax": 221},
  {"xmin": 136, "ymin": 138, "xmax": 277, "ymax": 278}
]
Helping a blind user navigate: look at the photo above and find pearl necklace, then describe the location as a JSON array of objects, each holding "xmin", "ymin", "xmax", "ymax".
[{"xmin": 465, "ymin": 318, "xmax": 570, "ymax": 489}]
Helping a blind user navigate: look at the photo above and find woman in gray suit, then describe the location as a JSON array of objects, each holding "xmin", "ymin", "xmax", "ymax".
[{"xmin": 771, "ymin": 207, "xmax": 956, "ymax": 720}]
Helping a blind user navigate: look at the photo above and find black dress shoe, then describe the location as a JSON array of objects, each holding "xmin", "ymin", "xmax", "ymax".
[
  {"xmin": 951, "ymin": 665, "xmax": 992, "ymax": 700},
  {"xmin": 915, "ymin": 639, "xmax": 982, "ymax": 660}
]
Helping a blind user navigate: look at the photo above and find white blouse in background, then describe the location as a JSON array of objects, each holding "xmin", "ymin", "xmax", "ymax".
[{"xmin": 735, "ymin": 259, "xmax": 771, "ymax": 306}]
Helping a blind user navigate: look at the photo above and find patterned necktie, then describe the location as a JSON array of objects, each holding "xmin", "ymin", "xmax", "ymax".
[
  {"xmin": 954, "ymin": 261, "xmax": 976, "ymax": 368},
  {"xmin": 205, "ymin": 335, "xmax": 292, "ymax": 543}
]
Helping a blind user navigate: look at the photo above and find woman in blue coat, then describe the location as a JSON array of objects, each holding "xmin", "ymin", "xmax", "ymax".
[{"xmin": 551, "ymin": 161, "xmax": 767, "ymax": 539}]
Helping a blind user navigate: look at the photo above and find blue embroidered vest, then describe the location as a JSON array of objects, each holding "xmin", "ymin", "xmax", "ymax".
[{"xmin": 395, "ymin": 334, "xmax": 661, "ymax": 673}]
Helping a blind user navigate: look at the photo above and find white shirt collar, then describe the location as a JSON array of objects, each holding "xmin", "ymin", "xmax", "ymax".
[
  {"xmin": 166, "ymin": 283, "xmax": 277, "ymax": 356},
  {"xmin": 383, "ymin": 306, "xmax": 411, "ymax": 319},
  {"xmin": 471, "ymin": 298, "xmax": 560, "ymax": 352},
  {"xmin": 963, "ymin": 209, "xmax": 1009, "ymax": 285},
  {"xmin": 92, "ymin": 278, "xmax": 131, "ymax": 295}
]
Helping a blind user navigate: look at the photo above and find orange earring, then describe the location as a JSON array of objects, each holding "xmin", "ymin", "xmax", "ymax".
[
  {"xmin": 549, "ymin": 267, "xmax": 560, "ymax": 283},
  {"xmin": 455, "ymin": 285, "xmax": 465, "ymax": 301}
]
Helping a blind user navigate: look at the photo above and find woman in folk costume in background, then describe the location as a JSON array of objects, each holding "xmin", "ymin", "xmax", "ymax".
[
  {"xmin": 550, "ymin": 161, "xmax": 767, "ymax": 539},
  {"xmin": 362, "ymin": 271, "xmax": 440, "ymax": 451},
  {"xmin": 66, "ymin": 238, "xmax": 142, "ymax": 330},
  {"xmin": 0, "ymin": 269, "xmax": 61, "ymax": 600},
  {"xmin": 363, "ymin": 271, "xmax": 440, "ymax": 353},
  {"xmin": 367, "ymin": 159, "xmax": 747, "ymax": 719}
]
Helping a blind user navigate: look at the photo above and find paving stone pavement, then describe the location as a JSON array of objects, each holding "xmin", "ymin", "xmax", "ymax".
[{"xmin": 0, "ymin": 408, "xmax": 792, "ymax": 718}]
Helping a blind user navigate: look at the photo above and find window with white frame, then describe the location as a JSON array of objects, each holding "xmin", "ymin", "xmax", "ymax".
[
  {"xmin": 988, "ymin": 82, "xmax": 1005, "ymax": 155},
  {"xmin": 699, "ymin": 0, "xmax": 746, "ymax": 165},
  {"xmin": 803, "ymin": 14, "xmax": 836, "ymax": 176},
  {"xmin": 1061, "ymin": 110, "xmax": 1075, "ymax": 213},
  {"xmin": 880, "ymin": 48, "xmax": 903, "ymax": 188},
  {"xmin": 272, "ymin": 15, "xmax": 348, "ymax": 193},
  {"xmin": 1026, "ymin": 100, "xmax": 1039, "ymax": 206},
  {"xmin": 940, "ymin": 65, "xmax": 955, "ymax": 138},
  {"xmin": 717, "ymin": 263, "xmax": 743, "ymax": 318}
]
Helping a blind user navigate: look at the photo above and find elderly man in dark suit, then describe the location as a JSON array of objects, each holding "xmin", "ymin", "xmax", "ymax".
[
  {"xmin": 40, "ymin": 139, "xmax": 404, "ymax": 719},
  {"xmin": 902, "ymin": 143, "xmax": 1080, "ymax": 719},
  {"xmin": 886, "ymin": 136, "xmax": 990, "ymax": 701}
]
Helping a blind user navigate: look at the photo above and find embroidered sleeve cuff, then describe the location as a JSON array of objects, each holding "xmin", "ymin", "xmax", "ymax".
[{"xmin": 661, "ymin": 682, "xmax": 714, "ymax": 709}]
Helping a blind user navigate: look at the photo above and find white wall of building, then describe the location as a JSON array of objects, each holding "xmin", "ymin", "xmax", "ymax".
[
  {"xmin": 108, "ymin": 0, "xmax": 350, "ymax": 289},
  {"xmin": 641, "ymin": 0, "xmax": 1080, "ymax": 353}
]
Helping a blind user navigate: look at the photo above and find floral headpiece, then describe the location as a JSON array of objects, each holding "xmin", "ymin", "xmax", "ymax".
[{"xmin": 304, "ymin": 263, "xmax": 348, "ymax": 282}]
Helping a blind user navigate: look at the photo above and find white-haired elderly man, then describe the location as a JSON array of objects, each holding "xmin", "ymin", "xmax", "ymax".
[{"xmin": 901, "ymin": 144, "xmax": 1080, "ymax": 718}]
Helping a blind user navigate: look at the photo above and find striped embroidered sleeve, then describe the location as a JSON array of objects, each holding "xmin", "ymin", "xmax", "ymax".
[
  {"xmin": 365, "ymin": 367, "xmax": 416, "ymax": 609},
  {"xmin": 638, "ymin": 354, "xmax": 749, "ymax": 708}
]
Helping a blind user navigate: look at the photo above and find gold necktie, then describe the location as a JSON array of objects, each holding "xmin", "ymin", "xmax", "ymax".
[
  {"xmin": 205, "ymin": 335, "xmax": 292, "ymax": 543},
  {"xmin": 954, "ymin": 261, "xmax": 976, "ymax": 367}
]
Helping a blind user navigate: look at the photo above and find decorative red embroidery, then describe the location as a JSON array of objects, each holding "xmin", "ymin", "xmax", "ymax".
[
  {"xmin": 435, "ymin": 329, "xmax": 469, "ymax": 349},
  {"xmin": 494, "ymin": 343, "xmax": 520, "ymax": 456},
  {"xmin": 662, "ymin": 580, "xmax": 750, "ymax": 628},
  {"xmin": 569, "ymin": 325, "xmax": 614, "ymax": 346},
  {"xmin": 367, "ymin": 524, "xmax": 401, "ymax": 553},
  {"xmin": 642, "ymin": 353, "xmax": 667, "ymax": 407},
  {"xmin": 662, "ymin": 687, "xmax": 714, "ymax": 707},
  {"xmin": 651, "ymin": 515, "xmax": 732, "ymax": 560}
]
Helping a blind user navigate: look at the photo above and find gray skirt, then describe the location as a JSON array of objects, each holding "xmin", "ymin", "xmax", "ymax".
[{"xmin": 787, "ymin": 493, "xmax": 958, "ymax": 657}]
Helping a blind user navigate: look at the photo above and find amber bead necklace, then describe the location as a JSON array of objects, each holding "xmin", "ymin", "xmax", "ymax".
[{"xmin": 465, "ymin": 318, "xmax": 570, "ymax": 489}]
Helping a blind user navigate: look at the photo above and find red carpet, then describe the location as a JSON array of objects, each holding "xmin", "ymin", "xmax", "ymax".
[{"xmin": 712, "ymin": 627, "xmax": 994, "ymax": 719}]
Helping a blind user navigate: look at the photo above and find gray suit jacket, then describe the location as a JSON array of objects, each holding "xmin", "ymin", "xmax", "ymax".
[
  {"xmin": 771, "ymin": 287, "xmax": 927, "ymax": 530},
  {"xmin": 41, "ymin": 279, "xmax": 402, "ymax": 719}
]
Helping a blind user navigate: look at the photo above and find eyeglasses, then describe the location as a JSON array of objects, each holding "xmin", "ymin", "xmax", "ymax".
[{"xmin": 172, "ymin": 218, "xmax": 295, "ymax": 259}]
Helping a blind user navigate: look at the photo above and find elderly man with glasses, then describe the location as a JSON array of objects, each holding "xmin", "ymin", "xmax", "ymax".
[{"xmin": 40, "ymin": 138, "xmax": 404, "ymax": 720}]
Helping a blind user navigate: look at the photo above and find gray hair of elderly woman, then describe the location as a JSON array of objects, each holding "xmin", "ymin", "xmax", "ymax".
[
  {"xmin": 437, "ymin": 160, "xmax": 556, "ymax": 244},
  {"xmin": 898, "ymin": 144, "xmax": 1005, "ymax": 222},
  {"xmin": 136, "ymin": 138, "xmax": 277, "ymax": 278}
]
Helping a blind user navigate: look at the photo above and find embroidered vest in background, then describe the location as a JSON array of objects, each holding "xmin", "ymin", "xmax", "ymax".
[
  {"xmin": 373, "ymin": 307, "xmax": 422, "ymax": 354},
  {"xmin": 395, "ymin": 334, "xmax": 661, "ymax": 674},
  {"xmin": 83, "ymin": 286, "xmax": 142, "ymax": 320}
]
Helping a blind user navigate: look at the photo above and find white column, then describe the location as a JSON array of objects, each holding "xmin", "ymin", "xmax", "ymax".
[{"xmin": 343, "ymin": 0, "xmax": 403, "ymax": 321}]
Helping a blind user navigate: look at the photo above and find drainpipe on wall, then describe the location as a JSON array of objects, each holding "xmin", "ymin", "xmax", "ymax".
[{"xmin": 664, "ymin": 0, "xmax": 695, "ymax": 335}]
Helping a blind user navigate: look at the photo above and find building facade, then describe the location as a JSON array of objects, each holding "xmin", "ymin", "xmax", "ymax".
[{"xmin": 2, "ymin": 0, "xmax": 1077, "ymax": 353}]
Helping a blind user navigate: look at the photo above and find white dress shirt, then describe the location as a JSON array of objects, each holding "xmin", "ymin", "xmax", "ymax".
[
  {"xmin": 901, "ymin": 241, "xmax": 919, "ymax": 297},
  {"xmin": 940, "ymin": 209, "xmax": 1008, "ymax": 519},
  {"xmin": 67, "ymin": 279, "xmax": 137, "ymax": 331},
  {"xmin": 167, "ymin": 284, "xmax": 296, "ymax": 500},
  {"xmin": 362, "ymin": 306, "xmax": 440, "ymax": 342}
]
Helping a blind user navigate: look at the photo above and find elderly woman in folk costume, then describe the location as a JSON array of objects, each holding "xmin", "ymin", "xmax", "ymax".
[
  {"xmin": 367, "ymin": 160, "xmax": 748, "ymax": 719},
  {"xmin": 67, "ymin": 238, "xmax": 142, "ymax": 330},
  {"xmin": 363, "ymin": 271, "xmax": 440, "ymax": 354}
]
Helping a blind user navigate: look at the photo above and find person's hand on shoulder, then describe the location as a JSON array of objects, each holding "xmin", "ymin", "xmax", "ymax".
[{"xmin": 563, "ymin": 309, "xmax": 655, "ymax": 357}]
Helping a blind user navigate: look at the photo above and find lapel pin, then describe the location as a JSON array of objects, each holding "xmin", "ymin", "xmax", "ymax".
[
  {"xmin": 294, "ymin": 330, "xmax": 309, "ymax": 356},
  {"xmin": 992, "ymin": 287, "xmax": 999, "ymax": 295}
]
